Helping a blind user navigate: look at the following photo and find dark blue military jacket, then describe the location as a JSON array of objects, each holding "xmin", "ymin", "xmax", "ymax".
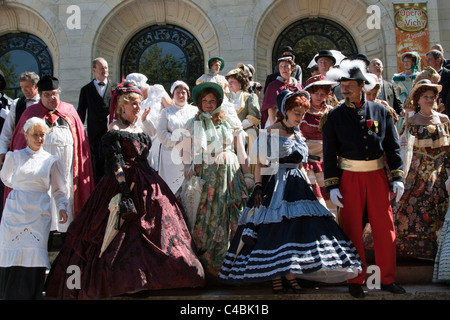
[{"xmin": 321, "ymin": 97, "xmax": 404, "ymax": 192}]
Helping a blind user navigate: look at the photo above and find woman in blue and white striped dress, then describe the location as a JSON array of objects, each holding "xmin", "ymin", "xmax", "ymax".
[{"xmin": 218, "ymin": 90, "xmax": 362, "ymax": 294}]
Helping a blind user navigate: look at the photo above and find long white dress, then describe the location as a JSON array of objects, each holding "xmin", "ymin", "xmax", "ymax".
[
  {"xmin": 157, "ymin": 103, "xmax": 198, "ymax": 193},
  {"xmin": 0, "ymin": 147, "xmax": 68, "ymax": 269},
  {"xmin": 139, "ymin": 84, "xmax": 169, "ymax": 171},
  {"xmin": 44, "ymin": 119, "xmax": 74, "ymax": 232}
]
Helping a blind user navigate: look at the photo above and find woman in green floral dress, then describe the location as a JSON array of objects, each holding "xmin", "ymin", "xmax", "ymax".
[
  {"xmin": 182, "ymin": 82, "xmax": 252, "ymax": 279},
  {"xmin": 393, "ymin": 80, "xmax": 450, "ymax": 260}
]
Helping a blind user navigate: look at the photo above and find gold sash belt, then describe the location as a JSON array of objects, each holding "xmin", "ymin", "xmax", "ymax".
[{"xmin": 338, "ymin": 157, "xmax": 384, "ymax": 172}]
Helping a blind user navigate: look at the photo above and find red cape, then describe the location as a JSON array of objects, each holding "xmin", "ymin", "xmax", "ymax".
[{"xmin": 6, "ymin": 101, "xmax": 94, "ymax": 216}]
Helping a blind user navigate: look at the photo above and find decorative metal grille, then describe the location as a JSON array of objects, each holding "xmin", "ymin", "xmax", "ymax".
[
  {"xmin": 0, "ymin": 33, "xmax": 53, "ymax": 97},
  {"xmin": 273, "ymin": 18, "xmax": 358, "ymax": 83},
  {"xmin": 121, "ymin": 24, "xmax": 204, "ymax": 93}
]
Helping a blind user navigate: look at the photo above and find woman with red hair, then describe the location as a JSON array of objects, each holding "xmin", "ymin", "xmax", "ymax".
[{"xmin": 219, "ymin": 90, "xmax": 362, "ymax": 294}]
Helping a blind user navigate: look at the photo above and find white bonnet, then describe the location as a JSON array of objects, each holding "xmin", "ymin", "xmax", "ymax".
[
  {"xmin": 125, "ymin": 73, "xmax": 149, "ymax": 88},
  {"xmin": 24, "ymin": 117, "xmax": 49, "ymax": 133},
  {"xmin": 170, "ymin": 80, "xmax": 190, "ymax": 95}
]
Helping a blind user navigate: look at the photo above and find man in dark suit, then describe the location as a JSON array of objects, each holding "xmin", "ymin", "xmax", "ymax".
[
  {"xmin": 431, "ymin": 44, "xmax": 450, "ymax": 69},
  {"xmin": 77, "ymin": 57, "xmax": 116, "ymax": 184},
  {"xmin": 369, "ymin": 58, "xmax": 403, "ymax": 116},
  {"xmin": 426, "ymin": 50, "xmax": 450, "ymax": 117}
]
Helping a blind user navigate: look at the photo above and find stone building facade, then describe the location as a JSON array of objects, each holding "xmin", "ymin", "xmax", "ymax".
[{"xmin": 0, "ymin": 0, "xmax": 449, "ymax": 106}]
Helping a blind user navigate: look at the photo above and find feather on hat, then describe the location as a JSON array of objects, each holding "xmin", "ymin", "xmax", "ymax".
[{"xmin": 325, "ymin": 59, "xmax": 371, "ymax": 84}]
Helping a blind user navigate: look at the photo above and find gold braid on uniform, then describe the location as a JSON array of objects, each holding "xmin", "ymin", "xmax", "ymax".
[
  {"xmin": 390, "ymin": 170, "xmax": 405, "ymax": 179},
  {"xmin": 324, "ymin": 177, "xmax": 339, "ymax": 188}
]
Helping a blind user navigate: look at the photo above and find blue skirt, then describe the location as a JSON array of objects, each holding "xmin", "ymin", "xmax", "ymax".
[{"xmin": 218, "ymin": 164, "xmax": 362, "ymax": 284}]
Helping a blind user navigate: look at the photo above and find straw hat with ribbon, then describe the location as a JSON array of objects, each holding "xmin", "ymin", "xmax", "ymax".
[
  {"xmin": 408, "ymin": 79, "xmax": 442, "ymax": 111},
  {"xmin": 304, "ymin": 74, "xmax": 337, "ymax": 91}
]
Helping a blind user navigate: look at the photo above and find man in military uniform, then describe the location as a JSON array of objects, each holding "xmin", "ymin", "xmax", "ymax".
[{"xmin": 321, "ymin": 60, "xmax": 406, "ymax": 298}]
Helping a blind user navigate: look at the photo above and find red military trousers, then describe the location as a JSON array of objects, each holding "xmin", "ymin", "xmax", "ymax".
[{"xmin": 339, "ymin": 168, "xmax": 397, "ymax": 285}]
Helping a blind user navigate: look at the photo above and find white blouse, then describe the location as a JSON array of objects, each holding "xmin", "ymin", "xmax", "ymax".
[
  {"xmin": 157, "ymin": 103, "xmax": 198, "ymax": 149},
  {"xmin": 0, "ymin": 147, "xmax": 68, "ymax": 268}
]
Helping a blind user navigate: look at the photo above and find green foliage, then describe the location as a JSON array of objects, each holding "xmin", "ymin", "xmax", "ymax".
[
  {"xmin": 0, "ymin": 52, "xmax": 20, "ymax": 97},
  {"xmin": 139, "ymin": 44, "xmax": 185, "ymax": 93}
]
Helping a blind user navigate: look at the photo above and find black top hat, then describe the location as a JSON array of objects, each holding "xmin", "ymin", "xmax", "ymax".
[
  {"xmin": 282, "ymin": 46, "xmax": 294, "ymax": 54},
  {"xmin": 354, "ymin": 53, "xmax": 370, "ymax": 66},
  {"xmin": 37, "ymin": 75, "xmax": 59, "ymax": 91},
  {"xmin": 315, "ymin": 50, "xmax": 336, "ymax": 65},
  {"xmin": 0, "ymin": 70, "xmax": 6, "ymax": 91}
]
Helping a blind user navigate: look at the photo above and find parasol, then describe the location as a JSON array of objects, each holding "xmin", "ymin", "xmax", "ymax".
[
  {"xmin": 99, "ymin": 182, "xmax": 134, "ymax": 258},
  {"xmin": 233, "ymin": 207, "xmax": 258, "ymax": 262},
  {"xmin": 180, "ymin": 174, "xmax": 205, "ymax": 233},
  {"xmin": 399, "ymin": 112, "xmax": 415, "ymax": 178}
]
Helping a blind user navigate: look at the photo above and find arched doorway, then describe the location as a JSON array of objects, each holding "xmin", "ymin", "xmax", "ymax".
[
  {"xmin": 121, "ymin": 25, "xmax": 204, "ymax": 93},
  {"xmin": 273, "ymin": 18, "xmax": 358, "ymax": 84},
  {"xmin": 0, "ymin": 32, "xmax": 53, "ymax": 97}
]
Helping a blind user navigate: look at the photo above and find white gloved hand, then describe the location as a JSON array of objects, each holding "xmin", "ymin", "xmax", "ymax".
[
  {"xmin": 393, "ymin": 181, "xmax": 404, "ymax": 202},
  {"xmin": 241, "ymin": 119, "xmax": 254, "ymax": 130},
  {"xmin": 330, "ymin": 188, "xmax": 344, "ymax": 208},
  {"xmin": 0, "ymin": 107, "xmax": 9, "ymax": 120},
  {"xmin": 445, "ymin": 177, "xmax": 450, "ymax": 195}
]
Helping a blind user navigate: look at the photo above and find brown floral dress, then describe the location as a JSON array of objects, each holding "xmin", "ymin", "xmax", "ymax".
[{"xmin": 393, "ymin": 114, "xmax": 450, "ymax": 260}]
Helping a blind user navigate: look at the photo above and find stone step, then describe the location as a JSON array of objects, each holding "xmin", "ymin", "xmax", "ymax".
[
  {"xmin": 47, "ymin": 252, "xmax": 436, "ymax": 285},
  {"xmin": 109, "ymin": 283, "xmax": 450, "ymax": 301},
  {"xmin": 46, "ymin": 250, "xmax": 449, "ymax": 300}
]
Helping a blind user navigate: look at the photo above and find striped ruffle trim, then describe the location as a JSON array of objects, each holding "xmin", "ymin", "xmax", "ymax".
[
  {"xmin": 238, "ymin": 199, "xmax": 333, "ymax": 226},
  {"xmin": 219, "ymin": 240, "xmax": 362, "ymax": 283},
  {"xmin": 432, "ymin": 221, "xmax": 450, "ymax": 283}
]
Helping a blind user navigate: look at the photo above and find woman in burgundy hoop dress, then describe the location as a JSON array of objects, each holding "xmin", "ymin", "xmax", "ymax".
[{"xmin": 44, "ymin": 82, "xmax": 205, "ymax": 300}]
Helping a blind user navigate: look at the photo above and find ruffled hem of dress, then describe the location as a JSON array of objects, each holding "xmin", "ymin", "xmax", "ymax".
[
  {"xmin": 245, "ymin": 199, "xmax": 332, "ymax": 226},
  {"xmin": 218, "ymin": 240, "xmax": 362, "ymax": 284},
  {"xmin": 0, "ymin": 248, "xmax": 50, "ymax": 268},
  {"xmin": 432, "ymin": 219, "xmax": 450, "ymax": 283}
]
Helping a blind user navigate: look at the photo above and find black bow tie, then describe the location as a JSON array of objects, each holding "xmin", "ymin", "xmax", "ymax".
[
  {"xmin": 98, "ymin": 81, "xmax": 105, "ymax": 86},
  {"xmin": 25, "ymin": 98, "xmax": 38, "ymax": 102}
]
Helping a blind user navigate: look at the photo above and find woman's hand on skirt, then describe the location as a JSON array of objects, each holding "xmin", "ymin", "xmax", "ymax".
[{"xmin": 59, "ymin": 209, "xmax": 68, "ymax": 224}]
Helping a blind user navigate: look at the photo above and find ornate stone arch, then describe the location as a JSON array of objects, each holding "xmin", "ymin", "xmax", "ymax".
[
  {"xmin": 93, "ymin": 0, "xmax": 220, "ymax": 82},
  {"xmin": 254, "ymin": 0, "xmax": 388, "ymax": 84},
  {"xmin": 0, "ymin": 2, "xmax": 59, "ymax": 74}
]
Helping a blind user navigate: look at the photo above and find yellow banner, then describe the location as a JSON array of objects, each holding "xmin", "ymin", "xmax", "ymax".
[{"xmin": 394, "ymin": 2, "xmax": 430, "ymax": 73}]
